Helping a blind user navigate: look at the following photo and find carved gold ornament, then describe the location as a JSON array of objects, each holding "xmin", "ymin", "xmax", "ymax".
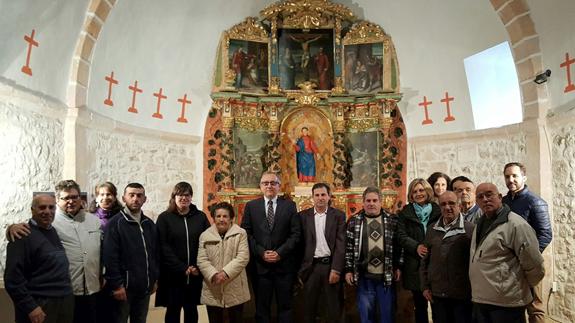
[
  {"xmin": 234, "ymin": 117, "xmax": 268, "ymax": 131},
  {"xmin": 286, "ymin": 81, "xmax": 328, "ymax": 106},
  {"xmin": 331, "ymin": 77, "xmax": 345, "ymax": 95},
  {"xmin": 347, "ymin": 118, "xmax": 379, "ymax": 131},
  {"xmin": 261, "ymin": 0, "xmax": 354, "ymax": 29},
  {"xmin": 269, "ymin": 77, "xmax": 281, "ymax": 95},
  {"xmin": 224, "ymin": 69, "xmax": 237, "ymax": 88},
  {"xmin": 225, "ymin": 17, "xmax": 269, "ymax": 43},
  {"xmin": 343, "ymin": 21, "xmax": 387, "ymax": 45}
]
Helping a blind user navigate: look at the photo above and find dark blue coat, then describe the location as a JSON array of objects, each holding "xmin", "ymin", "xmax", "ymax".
[
  {"xmin": 502, "ymin": 186, "xmax": 552, "ymax": 251},
  {"xmin": 103, "ymin": 210, "xmax": 159, "ymax": 295}
]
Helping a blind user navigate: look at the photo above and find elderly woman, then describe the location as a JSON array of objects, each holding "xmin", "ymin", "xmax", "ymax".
[
  {"xmin": 88, "ymin": 181, "xmax": 123, "ymax": 228},
  {"xmin": 197, "ymin": 202, "xmax": 250, "ymax": 323},
  {"xmin": 398, "ymin": 178, "xmax": 441, "ymax": 323},
  {"xmin": 156, "ymin": 182, "xmax": 210, "ymax": 323},
  {"xmin": 427, "ymin": 172, "xmax": 451, "ymax": 201}
]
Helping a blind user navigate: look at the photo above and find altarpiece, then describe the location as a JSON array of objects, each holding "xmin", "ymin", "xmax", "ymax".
[{"xmin": 203, "ymin": 0, "xmax": 407, "ymax": 222}]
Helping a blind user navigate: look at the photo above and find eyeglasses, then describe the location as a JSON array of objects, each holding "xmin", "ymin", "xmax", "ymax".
[
  {"xmin": 476, "ymin": 192, "xmax": 498, "ymax": 200},
  {"xmin": 59, "ymin": 195, "xmax": 79, "ymax": 201},
  {"xmin": 260, "ymin": 181, "xmax": 279, "ymax": 186}
]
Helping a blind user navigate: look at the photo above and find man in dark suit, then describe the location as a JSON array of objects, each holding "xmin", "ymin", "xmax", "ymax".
[
  {"xmin": 241, "ymin": 172, "xmax": 302, "ymax": 323},
  {"xmin": 299, "ymin": 183, "xmax": 346, "ymax": 323}
]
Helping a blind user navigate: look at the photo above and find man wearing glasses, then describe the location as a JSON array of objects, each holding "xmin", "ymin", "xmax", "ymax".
[
  {"xmin": 241, "ymin": 172, "xmax": 301, "ymax": 323},
  {"xmin": 469, "ymin": 183, "xmax": 544, "ymax": 323},
  {"xmin": 7, "ymin": 180, "xmax": 102, "ymax": 323}
]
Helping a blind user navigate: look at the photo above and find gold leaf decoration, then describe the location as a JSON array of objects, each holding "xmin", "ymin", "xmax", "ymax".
[
  {"xmin": 226, "ymin": 17, "xmax": 269, "ymax": 43},
  {"xmin": 261, "ymin": 0, "xmax": 354, "ymax": 29},
  {"xmin": 343, "ymin": 21, "xmax": 387, "ymax": 45}
]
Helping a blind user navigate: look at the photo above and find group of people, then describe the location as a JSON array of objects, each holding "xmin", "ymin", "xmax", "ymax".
[{"xmin": 3, "ymin": 160, "xmax": 552, "ymax": 323}]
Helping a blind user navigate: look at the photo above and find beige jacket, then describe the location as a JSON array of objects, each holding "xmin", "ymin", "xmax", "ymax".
[
  {"xmin": 469, "ymin": 207, "xmax": 545, "ymax": 307},
  {"xmin": 197, "ymin": 223, "xmax": 250, "ymax": 308}
]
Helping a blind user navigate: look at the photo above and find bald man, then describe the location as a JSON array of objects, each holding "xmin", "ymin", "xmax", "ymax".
[
  {"xmin": 4, "ymin": 194, "xmax": 74, "ymax": 323},
  {"xmin": 469, "ymin": 183, "xmax": 544, "ymax": 323}
]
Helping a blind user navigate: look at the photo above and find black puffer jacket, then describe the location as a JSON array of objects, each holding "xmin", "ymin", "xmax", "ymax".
[
  {"xmin": 502, "ymin": 186, "xmax": 552, "ymax": 251},
  {"xmin": 397, "ymin": 203, "xmax": 441, "ymax": 291}
]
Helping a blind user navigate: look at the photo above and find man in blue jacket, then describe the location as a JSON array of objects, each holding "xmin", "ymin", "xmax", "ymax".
[
  {"xmin": 502, "ymin": 162, "xmax": 552, "ymax": 323},
  {"xmin": 103, "ymin": 183, "xmax": 159, "ymax": 323}
]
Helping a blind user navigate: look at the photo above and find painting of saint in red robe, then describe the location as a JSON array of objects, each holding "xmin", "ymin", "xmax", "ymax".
[{"xmin": 294, "ymin": 127, "xmax": 318, "ymax": 182}]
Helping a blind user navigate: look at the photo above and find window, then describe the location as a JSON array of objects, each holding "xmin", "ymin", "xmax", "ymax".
[{"xmin": 464, "ymin": 42, "xmax": 522, "ymax": 130}]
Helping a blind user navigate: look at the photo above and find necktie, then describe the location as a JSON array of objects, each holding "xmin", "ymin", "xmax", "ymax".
[{"xmin": 267, "ymin": 200, "xmax": 274, "ymax": 229}]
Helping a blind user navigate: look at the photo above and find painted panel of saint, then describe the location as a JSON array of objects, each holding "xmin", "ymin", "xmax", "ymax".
[
  {"xmin": 277, "ymin": 29, "xmax": 334, "ymax": 90},
  {"xmin": 228, "ymin": 39, "xmax": 268, "ymax": 92},
  {"xmin": 348, "ymin": 131, "xmax": 379, "ymax": 187},
  {"xmin": 343, "ymin": 43, "xmax": 384, "ymax": 94},
  {"xmin": 233, "ymin": 129, "xmax": 269, "ymax": 188}
]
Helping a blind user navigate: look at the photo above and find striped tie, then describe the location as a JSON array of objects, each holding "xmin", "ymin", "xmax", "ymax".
[{"xmin": 267, "ymin": 200, "xmax": 274, "ymax": 229}]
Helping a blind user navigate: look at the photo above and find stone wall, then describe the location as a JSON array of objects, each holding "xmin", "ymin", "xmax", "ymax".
[
  {"xmin": 0, "ymin": 81, "xmax": 65, "ymax": 274},
  {"xmin": 79, "ymin": 113, "xmax": 202, "ymax": 219},
  {"xmin": 548, "ymin": 112, "xmax": 575, "ymax": 323},
  {"xmin": 407, "ymin": 124, "xmax": 527, "ymax": 193}
]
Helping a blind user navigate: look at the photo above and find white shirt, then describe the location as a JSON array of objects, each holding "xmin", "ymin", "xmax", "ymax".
[
  {"xmin": 313, "ymin": 208, "xmax": 331, "ymax": 258},
  {"xmin": 263, "ymin": 196, "xmax": 278, "ymax": 214},
  {"xmin": 53, "ymin": 207, "xmax": 102, "ymax": 296}
]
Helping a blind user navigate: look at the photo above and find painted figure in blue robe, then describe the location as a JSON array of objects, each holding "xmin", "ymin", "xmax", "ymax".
[{"xmin": 294, "ymin": 127, "xmax": 318, "ymax": 182}]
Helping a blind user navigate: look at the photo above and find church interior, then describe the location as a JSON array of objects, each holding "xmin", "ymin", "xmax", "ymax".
[{"xmin": 1, "ymin": 0, "xmax": 574, "ymax": 322}]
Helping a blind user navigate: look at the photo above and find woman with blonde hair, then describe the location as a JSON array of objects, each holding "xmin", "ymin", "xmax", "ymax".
[
  {"xmin": 398, "ymin": 178, "xmax": 441, "ymax": 323},
  {"xmin": 197, "ymin": 202, "xmax": 250, "ymax": 323}
]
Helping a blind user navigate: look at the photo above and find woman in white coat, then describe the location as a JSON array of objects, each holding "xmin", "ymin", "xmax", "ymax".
[{"xmin": 197, "ymin": 202, "xmax": 250, "ymax": 323}]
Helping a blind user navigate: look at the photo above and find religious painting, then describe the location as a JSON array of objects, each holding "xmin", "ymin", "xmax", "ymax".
[
  {"xmin": 228, "ymin": 39, "xmax": 269, "ymax": 92},
  {"xmin": 279, "ymin": 107, "xmax": 334, "ymax": 190},
  {"xmin": 343, "ymin": 43, "xmax": 384, "ymax": 94},
  {"xmin": 347, "ymin": 131, "xmax": 379, "ymax": 187},
  {"xmin": 277, "ymin": 29, "xmax": 334, "ymax": 91},
  {"xmin": 233, "ymin": 129, "xmax": 269, "ymax": 188}
]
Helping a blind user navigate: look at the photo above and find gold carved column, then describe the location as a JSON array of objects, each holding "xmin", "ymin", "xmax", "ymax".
[
  {"xmin": 332, "ymin": 103, "xmax": 349, "ymax": 191},
  {"xmin": 220, "ymin": 100, "xmax": 235, "ymax": 191},
  {"xmin": 264, "ymin": 103, "xmax": 282, "ymax": 174}
]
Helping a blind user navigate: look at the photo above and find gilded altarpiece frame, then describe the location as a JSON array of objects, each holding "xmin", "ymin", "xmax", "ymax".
[{"xmin": 205, "ymin": 0, "xmax": 407, "ymax": 220}]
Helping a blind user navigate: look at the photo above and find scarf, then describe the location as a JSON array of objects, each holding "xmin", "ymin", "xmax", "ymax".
[{"xmin": 413, "ymin": 203, "xmax": 432, "ymax": 233}]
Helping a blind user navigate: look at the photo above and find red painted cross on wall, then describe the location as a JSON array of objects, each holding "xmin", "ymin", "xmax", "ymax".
[
  {"xmin": 419, "ymin": 96, "xmax": 433, "ymax": 125},
  {"xmin": 441, "ymin": 92, "xmax": 455, "ymax": 122},
  {"xmin": 104, "ymin": 71, "xmax": 118, "ymax": 106},
  {"xmin": 561, "ymin": 52, "xmax": 575, "ymax": 93},
  {"xmin": 177, "ymin": 94, "xmax": 191, "ymax": 123},
  {"xmin": 152, "ymin": 88, "xmax": 167, "ymax": 119},
  {"xmin": 21, "ymin": 29, "xmax": 39, "ymax": 76},
  {"xmin": 128, "ymin": 80, "xmax": 143, "ymax": 113}
]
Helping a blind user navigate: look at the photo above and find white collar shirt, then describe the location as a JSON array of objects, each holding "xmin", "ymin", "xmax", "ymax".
[{"xmin": 313, "ymin": 208, "xmax": 331, "ymax": 258}]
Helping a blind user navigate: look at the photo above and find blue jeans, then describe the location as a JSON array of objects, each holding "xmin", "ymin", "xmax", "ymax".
[
  {"xmin": 357, "ymin": 276, "xmax": 395, "ymax": 323},
  {"xmin": 112, "ymin": 292, "xmax": 150, "ymax": 323}
]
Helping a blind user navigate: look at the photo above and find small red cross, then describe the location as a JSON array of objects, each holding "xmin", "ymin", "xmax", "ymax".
[
  {"xmin": 441, "ymin": 92, "xmax": 455, "ymax": 122},
  {"xmin": 560, "ymin": 52, "xmax": 575, "ymax": 93},
  {"xmin": 418, "ymin": 96, "xmax": 433, "ymax": 125},
  {"xmin": 152, "ymin": 88, "xmax": 167, "ymax": 119},
  {"xmin": 177, "ymin": 94, "xmax": 191, "ymax": 123},
  {"xmin": 104, "ymin": 71, "xmax": 118, "ymax": 106},
  {"xmin": 128, "ymin": 81, "xmax": 143, "ymax": 113},
  {"xmin": 21, "ymin": 29, "xmax": 39, "ymax": 76}
]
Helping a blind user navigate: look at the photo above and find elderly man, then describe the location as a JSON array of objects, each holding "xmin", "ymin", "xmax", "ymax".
[
  {"xmin": 241, "ymin": 172, "xmax": 301, "ymax": 323},
  {"xmin": 451, "ymin": 176, "xmax": 482, "ymax": 224},
  {"xmin": 103, "ymin": 183, "xmax": 159, "ymax": 323},
  {"xmin": 420, "ymin": 191, "xmax": 474, "ymax": 323},
  {"xmin": 298, "ymin": 183, "xmax": 346, "ymax": 323},
  {"xmin": 8, "ymin": 180, "xmax": 102, "ymax": 323},
  {"xmin": 470, "ymin": 183, "xmax": 545, "ymax": 323},
  {"xmin": 5, "ymin": 194, "xmax": 74, "ymax": 323},
  {"xmin": 345, "ymin": 186, "xmax": 401, "ymax": 323},
  {"xmin": 502, "ymin": 162, "xmax": 552, "ymax": 323}
]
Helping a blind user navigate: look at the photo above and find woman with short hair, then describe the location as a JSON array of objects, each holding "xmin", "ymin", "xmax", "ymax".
[{"xmin": 197, "ymin": 202, "xmax": 250, "ymax": 323}]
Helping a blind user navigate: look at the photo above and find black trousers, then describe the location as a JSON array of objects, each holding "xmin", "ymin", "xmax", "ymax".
[
  {"xmin": 302, "ymin": 262, "xmax": 342, "ymax": 323},
  {"xmin": 15, "ymin": 294, "xmax": 74, "ymax": 323},
  {"xmin": 431, "ymin": 297, "xmax": 472, "ymax": 323},
  {"xmin": 253, "ymin": 271, "xmax": 296, "ymax": 323},
  {"xmin": 74, "ymin": 293, "xmax": 98, "ymax": 323},
  {"xmin": 206, "ymin": 304, "xmax": 244, "ymax": 323},
  {"xmin": 411, "ymin": 290, "xmax": 429, "ymax": 323},
  {"xmin": 165, "ymin": 284, "xmax": 201, "ymax": 323},
  {"xmin": 473, "ymin": 303, "xmax": 526, "ymax": 323}
]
